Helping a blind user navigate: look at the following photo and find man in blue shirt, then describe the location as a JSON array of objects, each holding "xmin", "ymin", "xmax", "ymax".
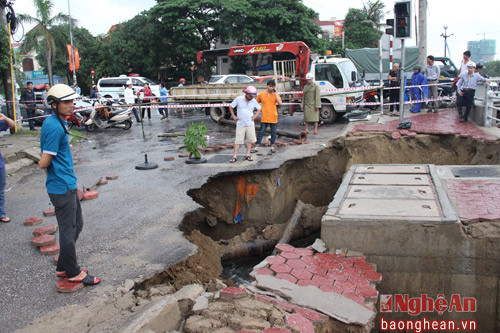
[
  {"xmin": 409, "ymin": 66, "xmax": 429, "ymax": 113},
  {"xmin": 38, "ymin": 84, "xmax": 100, "ymax": 288},
  {"xmin": 229, "ymin": 85, "xmax": 261, "ymax": 163},
  {"xmin": 0, "ymin": 113, "xmax": 15, "ymax": 223},
  {"xmin": 456, "ymin": 62, "xmax": 488, "ymax": 122},
  {"xmin": 158, "ymin": 82, "xmax": 169, "ymax": 121}
]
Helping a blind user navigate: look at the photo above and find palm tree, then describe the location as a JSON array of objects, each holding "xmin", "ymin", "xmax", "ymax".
[
  {"xmin": 18, "ymin": 0, "xmax": 73, "ymax": 85},
  {"xmin": 362, "ymin": 0, "xmax": 387, "ymax": 28}
]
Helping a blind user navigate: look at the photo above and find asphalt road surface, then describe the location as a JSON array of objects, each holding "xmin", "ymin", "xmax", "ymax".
[{"xmin": 0, "ymin": 107, "xmax": 350, "ymax": 331}]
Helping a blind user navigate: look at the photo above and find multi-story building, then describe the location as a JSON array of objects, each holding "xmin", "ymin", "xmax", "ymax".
[{"xmin": 467, "ymin": 39, "xmax": 496, "ymax": 63}]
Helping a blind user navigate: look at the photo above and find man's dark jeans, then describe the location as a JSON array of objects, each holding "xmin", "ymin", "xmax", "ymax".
[
  {"xmin": 457, "ymin": 90, "xmax": 475, "ymax": 120},
  {"xmin": 49, "ymin": 189, "xmax": 83, "ymax": 278},
  {"xmin": 26, "ymin": 108, "xmax": 36, "ymax": 130},
  {"xmin": 256, "ymin": 122, "xmax": 278, "ymax": 146}
]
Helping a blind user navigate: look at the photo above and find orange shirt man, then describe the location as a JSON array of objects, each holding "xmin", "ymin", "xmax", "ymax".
[{"xmin": 252, "ymin": 80, "xmax": 283, "ymax": 153}]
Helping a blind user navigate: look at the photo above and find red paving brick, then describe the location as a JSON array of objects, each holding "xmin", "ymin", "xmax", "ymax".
[
  {"xmin": 275, "ymin": 243, "xmax": 296, "ymax": 252},
  {"xmin": 280, "ymin": 251, "xmax": 300, "ymax": 259},
  {"xmin": 314, "ymin": 253, "xmax": 335, "ymax": 261},
  {"xmin": 266, "ymin": 255, "xmax": 286, "ymax": 265},
  {"xmin": 270, "ymin": 263, "xmax": 292, "ymax": 274},
  {"xmin": 220, "ymin": 287, "xmax": 247, "ymax": 299},
  {"xmin": 163, "ymin": 156, "xmax": 175, "ymax": 161},
  {"xmin": 295, "ymin": 248, "xmax": 313, "ymax": 257},
  {"xmin": 348, "ymin": 274, "xmax": 370, "ymax": 287},
  {"xmin": 286, "ymin": 313, "xmax": 314, "ymax": 333},
  {"xmin": 40, "ymin": 243, "xmax": 60, "ymax": 255},
  {"xmin": 261, "ymin": 329, "xmax": 292, "ymax": 333},
  {"xmin": 327, "ymin": 270, "xmax": 349, "ymax": 281},
  {"xmin": 30, "ymin": 234, "xmax": 56, "ymax": 247},
  {"xmin": 342, "ymin": 291, "xmax": 366, "ymax": 305},
  {"xmin": 446, "ymin": 180, "xmax": 500, "ymax": 223},
  {"xmin": 356, "ymin": 285, "xmax": 379, "ymax": 299},
  {"xmin": 56, "ymin": 279, "xmax": 84, "ymax": 293},
  {"xmin": 341, "ymin": 266, "xmax": 361, "ymax": 276},
  {"xmin": 311, "ymin": 275, "xmax": 335, "ymax": 287},
  {"xmin": 292, "ymin": 306, "xmax": 328, "ymax": 323},
  {"xmin": 43, "ymin": 208, "xmax": 55, "ymax": 217},
  {"xmin": 286, "ymin": 258, "xmax": 306, "ymax": 269},
  {"xmin": 254, "ymin": 268, "xmax": 274, "ymax": 276},
  {"xmin": 362, "ymin": 270, "xmax": 383, "ymax": 282},
  {"xmin": 275, "ymin": 273, "xmax": 298, "ymax": 284},
  {"xmin": 24, "ymin": 217, "xmax": 43, "ymax": 226},
  {"xmin": 297, "ymin": 279, "xmax": 320, "ymax": 288},
  {"xmin": 351, "ymin": 109, "xmax": 498, "ymax": 141},
  {"xmin": 335, "ymin": 257, "xmax": 354, "ymax": 266},
  {"xmin": 319, "ymin": 260, "xmax": 341, "ymax": 270},
  {"xmin": 82, "ymin": 190, "xmax": 98, "ymax": 201},
  {"xmin": 354, "ymin": 261, "xmax": 375, "ymax": 271},
  {"xmin": 319, "ymin": 285, "xmax": 343, "ymax": 294},
  {"xmin": 300, "ymin": 255, "xmax": 319, "ymax": 265},
  {"xmin": 305, "ymin": 264, "xmax": 327, "ymax": 275},
  {"xmin": 97, "ymin": 178, "xmax": 108, "ymax": 185},
  {"xmin": 77, "ymin": 190, "xmax": 84, "ymax": 201},
  {"xmin": 290, "ymin": 268, "xmax": 313, "ymax": 280},
  {"xmin": 105, "ymin": 174, "xmax": 119, "ymax": 180},
  {"xmin": 334, "ymin": 280, "xmax": 357, "ymax": 293}
]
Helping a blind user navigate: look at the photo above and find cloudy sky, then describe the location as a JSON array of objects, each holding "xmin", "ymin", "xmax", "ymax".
[{"xmin": 14, "ymin": 0, "xmax": 499, "ymax": 66}]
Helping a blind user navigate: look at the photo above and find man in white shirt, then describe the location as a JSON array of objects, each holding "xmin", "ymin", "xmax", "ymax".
[
  {"xmin": 229, "ymin": 85, "xmax": 261, "ymax": 163},
  {"xmin": 124, "ymin": 81, "xmax": 141, "ymax": 122},
  {"xmin": 425, "ymin": 55, "xmax": 441, "ymax": 113}
]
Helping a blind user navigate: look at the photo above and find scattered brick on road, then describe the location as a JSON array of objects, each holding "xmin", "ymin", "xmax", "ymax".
[
  {"xmin": 106, "ymin": 174, "xmax": 119, "ymax": 180},
  {"xmin": 43, "ymin": 208, "xmax": 55, "ymax": 217},
  {"xmin": 56, "ymin": 279, "xmax": 83, "ymax": 293},
  {"xmin": 24, "ymin": 217, "xmax": 43, "ymax": 226},
  {"xmin": 31, "ymin": 234, "xmax": 56, "ymax": 247},
  {"xmin": 82, "ymin": 190, "xmax": 98, "ymax": 201},
  {"xmin": 178, "ymin": 153, "xmax": 189, "ymax": 158},
  {"xmin": 40, "ymin": 243, "xmax": 60, "ymax": 255},
  {"xmin": 164, "ymin": 156, "xmax": 175, "ymax": 161},
  {"xmin": 97, "ymin": 178, "xmax": 108, "ymax": 185},
  {"xmin": 32, "ymin": 224, "xmax": 58, "ymax": 236},
  {"xmin": 220, "ymin": 287, "xmax": 247, "ymax": 300},
  {"xmin": 77, "ymin": 190, "xmax": 84, "ymax": 201}
]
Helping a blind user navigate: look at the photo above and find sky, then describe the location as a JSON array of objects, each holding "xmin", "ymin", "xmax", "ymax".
[{"xmin": 14, "ymin": 0, "xmax": 499, "ymax": 67}]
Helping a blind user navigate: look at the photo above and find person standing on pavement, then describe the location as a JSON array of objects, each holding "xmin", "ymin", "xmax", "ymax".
[
  {"xmin": 138, "ymin": 83, "xmax": 153, "ymax": 120},
  {"xmin": 90, "ymin": 85, "xmax": 99, "ymax": 99},
  {"xmin": 475, "ymin": 63, "xmax": 488, "ymax": 78},
  {"xmin": 252, "ymin": 80, "xmax": 282, "ymax": 154},
  {"xmin": 20, "ymin": 81, "xmax": 37, "ymax": 131},
  {"xmin": 409, "ymin": 65, "xmax": 428, "ymax": 113},
  {"xmin": 302, "ymin": 72, "xmax": 321, "ymax": 135},
  {"xmin": 425, "ymin": 55, "xmax": 441, "ymax": 113},
  {"xmin": 124, "ymin": 81, "xmax": 141, "ymax": 123},
  {"xmin": 456, "ymin": 62, "xmax": 488, "ymax": 122},
  {"xmin": 388, "ymin": 63, "xmax": 401, "ymax": 113},
  {"xmin": 229, "ymin": 85, "xmax": 261, "ymax": 163},
  {"xmin": 73, "ymin": 84, "xmax": 81, "ymax": 95},
  {"xmin": 38, "ymin": 84, "xmax": 100, "ymax": 287},
  {"xmin": 0, "ymin": 113, "xmax": 15, "ymax": 223},
  {"xmin": 41, "ymin": 83, "xmax": 51, "ymax": 116},
  {"xmin": 176, "ymin": 78, "xmax": 186, "ymax": 115},
  {"xmin": 457, "ymin": 51, "xmax": 472, "ymax": 76},
  {"xmin": 159, "ymin": 82, "xmax": 169, "ymax": 121}
]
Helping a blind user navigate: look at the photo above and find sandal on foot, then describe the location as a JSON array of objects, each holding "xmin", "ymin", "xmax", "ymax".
[
  {"xmin": 68, "ymin": 273, "xmax": 100, "ymax": 285},
  {"xmin": 57, "ymin": 269, "xmax": 87, "ymax": 278},
  {"xmin": 250, "ymin": 149, "xmax": 258, "ymax": 153},
  {"xmin": 270, "ymin": 148, "xmax": 276, "ymax": 153},
  {"xmin": 229, "ymin": 158, "xmax": 237, "ymax": 163},
  {"xmin": 0, "ymin": 216, "xmax": 11, "ymax": 223},
  {"xmin": 313, "ymin": 130, "xmax": 318, "ymax": 135},
  {"xmin": 245, "ymin": 156, "xmax": 253, "ymax": 161}
]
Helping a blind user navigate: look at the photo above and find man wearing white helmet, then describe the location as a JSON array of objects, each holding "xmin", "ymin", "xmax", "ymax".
[
  {"xmin": 38, "ymin": 84, "xmax": 101, "ymax": 288},
  {"xmin": 228, "ymin": 85, "xmax": 261, "ymax": 163},
  {"xmin": 302, "ymin": 72, "xmax": 321, "ymax": 135},
  {"xmin": 124, "ymin": 80, "xmax": 141, "ymax": 122}
]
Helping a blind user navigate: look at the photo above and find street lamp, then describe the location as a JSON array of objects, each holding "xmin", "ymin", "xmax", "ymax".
[
  {"xmin": 191, "ymin": 61, "xmax": 194, "ymax": 85},
  {"xmin": 441, "ymin": 25, "xmax": 453, "ymax": 58}
]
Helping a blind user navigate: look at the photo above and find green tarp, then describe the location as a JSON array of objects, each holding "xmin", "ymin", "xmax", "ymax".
[{"xmin": 345, "ymin": 47, "xmax": 419, "ymax": 74}]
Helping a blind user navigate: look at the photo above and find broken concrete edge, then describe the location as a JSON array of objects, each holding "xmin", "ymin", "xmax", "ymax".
[
  {"xmin": 254, "ymin": 274, "xmax": 375, "ymax": 327},
  {"xmin": 5, "ymin": 158, "xmax": 35, "ymax": 175},
  {"xmin": 428, "ymin": 164, "xmax": 459, "ymax": 223}
]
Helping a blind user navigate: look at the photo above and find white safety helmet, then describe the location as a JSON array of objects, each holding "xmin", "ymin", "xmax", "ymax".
[
  {"xmin": 47, "ymin": 84, "xmax": 80, "ymax": 105},
  {"xmin": 305, "ymin": 72, "xmax": 314, "ymax": 80},
  {"xmin": 126, "ymin": 80, "xmax": 133, "ymax": 85}
]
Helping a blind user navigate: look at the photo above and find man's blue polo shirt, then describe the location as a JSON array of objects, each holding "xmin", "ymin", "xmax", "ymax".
[{"xmin": 40, "ymin": 114, "xmax": 77, "ymax": 194}]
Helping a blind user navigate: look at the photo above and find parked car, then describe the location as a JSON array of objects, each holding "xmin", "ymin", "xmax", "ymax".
[
  {"xmin": 97, "ymin": 75, "xmax": 160, "ymax": 100},
  {"xmin": 208, "ymin": 74, "xmax": 254, "ymax": 84}
]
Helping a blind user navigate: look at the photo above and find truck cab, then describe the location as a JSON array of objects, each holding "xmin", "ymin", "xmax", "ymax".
[{"xmin": 310, "ymin": 56, "xmax": 364, "ymax": 122}]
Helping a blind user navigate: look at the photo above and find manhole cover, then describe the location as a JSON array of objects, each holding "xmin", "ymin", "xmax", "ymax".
[{"xmin": 451, "ymin": 167, "xmax": 500, "ymax": 178}]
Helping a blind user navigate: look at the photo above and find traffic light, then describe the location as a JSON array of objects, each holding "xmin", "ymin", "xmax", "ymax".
[
  {"xmin": 394, "ymin": 1, "xmax": 411, "ymax": 38},
  {"xmin": 385, "ymin": 19, "xmax": 394, "ymax": 36}
]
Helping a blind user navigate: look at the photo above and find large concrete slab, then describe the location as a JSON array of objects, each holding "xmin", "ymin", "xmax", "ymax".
[
  {"xmin": 355, "ymin": 165, "xmax": 429, "ymax": 174},
  {"xmin": 350, "ymin": 173, "xmax": 432, "ymax": 186},
  {"xmin": 346, "ymin": 185, "xmax": 435, "ymax": 200},
  {"xmin": 338, "ymin": 199, "xmax": 441, "ymax": 217}
]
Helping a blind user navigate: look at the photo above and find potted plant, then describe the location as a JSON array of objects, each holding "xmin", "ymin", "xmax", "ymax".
[{"xmin": 184, "ymin": 122, "xmax": 208, "ymax": 164}]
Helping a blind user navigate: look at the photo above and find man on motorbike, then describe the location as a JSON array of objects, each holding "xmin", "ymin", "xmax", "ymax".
[{"xmin": 38, "ymin": 84, "xmax": 101, "ymax": 289}]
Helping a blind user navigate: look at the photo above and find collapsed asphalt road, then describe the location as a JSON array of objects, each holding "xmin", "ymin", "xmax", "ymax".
[{"xmin": 0, "ymin": 108, "xmax": 350, "ymax": 331}]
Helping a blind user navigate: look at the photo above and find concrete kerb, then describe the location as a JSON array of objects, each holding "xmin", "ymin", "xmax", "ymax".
[{"xmin": 428, "ymin": 164, "xmax": 459, "ymax": 224}]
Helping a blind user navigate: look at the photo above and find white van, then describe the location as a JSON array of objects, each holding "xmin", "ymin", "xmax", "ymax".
[{"xmin": 97, "ymin": 75, "xmax": 160, "ymax": 100}]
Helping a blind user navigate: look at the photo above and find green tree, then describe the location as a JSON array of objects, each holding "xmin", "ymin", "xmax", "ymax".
[
  {"xmin": 343, "ymin": 8, "xmax": 383, "ymax": 49},
  {"xmin": 483, "ymin": 60, "xmax": 500, "ymax": 77},
  {"xmin": 18, "ymin": 0, "xmax": 73, "ymax": 85},
  {"xmin": 362, "ymin": 0, "xmax": 386, "ymax": 28},
  {"xmin": 0, "ymin": 27, "xmax": 9, "ymax": 73}
]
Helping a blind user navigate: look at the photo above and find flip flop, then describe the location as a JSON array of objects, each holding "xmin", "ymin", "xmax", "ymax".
[
  {"xmin": 250, "ymin": 149, "xmax": 258, "ymax": 153},
  {"xmin": 68, "ymin": 273, "xmax": 100, "ymax": 285},
  {"xmin": 314, "ymin": 130, "xmax": 318, "ymax": 135},
  {"xmin": 57, "ymin": 269, "xmax": 87, "ymax": 278},
  {"xmin": 245, "ymin": 156, "xmax": 253, "ymax": 161},
  {"xmin": 0, "ymin": 216, "xmax": 11, "ymax": 223},
  {"xmin": 270, "ymin": 148, "xmax": 276, "ymax": 153},
  {"xmin": 229, "ymin": 158, "xmax": 237, "ymax": 163}
]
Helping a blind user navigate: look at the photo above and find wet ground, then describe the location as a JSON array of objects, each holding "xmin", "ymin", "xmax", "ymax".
[{"xmin": 0, "ymin": 108, "xmax": 350, "ymax": 331}]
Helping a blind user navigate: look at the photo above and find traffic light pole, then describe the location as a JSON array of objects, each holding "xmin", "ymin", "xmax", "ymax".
[{"xmin": 398, "ymin": 38, "xmax": 406, "ymax": 123}]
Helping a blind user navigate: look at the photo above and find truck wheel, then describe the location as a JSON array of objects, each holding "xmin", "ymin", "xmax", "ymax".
[
  {"xmin": 319, "ymin": 105, "xmax": 337, "ymax": 123},
  {"xmin": 209, "ymin": 106, "xmax": 225, "ymax": 122}
]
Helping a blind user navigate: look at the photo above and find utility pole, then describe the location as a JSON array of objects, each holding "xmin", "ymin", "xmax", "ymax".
[
  {"xmin": 441, "ymin": 25, "xmax": 453, "ymax": 58},
  {"xmin": 417, "ymin": 0, "xmax": 427, "ymax": 69},
  {"xmin": 0, "ymin": 0, "xmax": 16, "ymax": 132}
]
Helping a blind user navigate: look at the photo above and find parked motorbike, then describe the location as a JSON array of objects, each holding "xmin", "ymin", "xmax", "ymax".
[
  {"xmin": 363, "ymin": 89, "xmax": 379, "ymax": 110},
  {"xmin": 66, "ymin": 109, "xmax": 91, "ymax": 129},
  {"xmin": 84, "ymin": 103, "xmax": 132, "ymax": 132}
]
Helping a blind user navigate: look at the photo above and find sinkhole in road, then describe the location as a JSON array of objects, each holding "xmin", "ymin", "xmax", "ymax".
[{"xmin": 137, "ymin": 132, "xmax": 500, "ymax": 292}]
